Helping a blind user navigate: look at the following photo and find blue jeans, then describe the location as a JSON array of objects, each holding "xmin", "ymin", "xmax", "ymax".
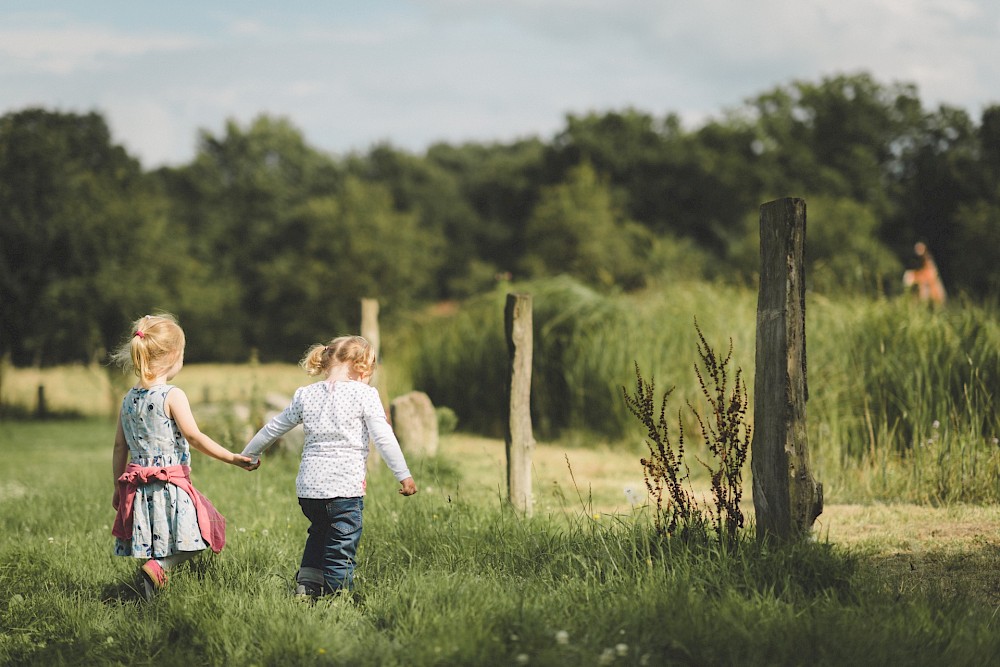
[{"xmin": 298, "ymin": 497, "xmax": 364, "ymax": 593}]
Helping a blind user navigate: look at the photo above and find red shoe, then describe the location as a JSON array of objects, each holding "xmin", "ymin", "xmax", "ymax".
[{"xmin": 137, "ymin": 560, "xmax": 168, "ymax": 601}]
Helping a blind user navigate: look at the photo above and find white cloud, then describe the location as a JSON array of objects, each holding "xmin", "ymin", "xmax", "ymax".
[
  {"xmin": 1, "ymin": 2, "xmax": 997, "ymax": 168},
  {"xmin": 0, "ymin": 20, "xmax": 202, "ymax": 75}
]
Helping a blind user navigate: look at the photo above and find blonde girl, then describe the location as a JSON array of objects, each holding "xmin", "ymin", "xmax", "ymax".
[
  {"xmin": 242, "ymin": 335, "xmax": 417, "ymax": 599},
  {"xmin": 110, "ymin": 313, "xmax": 257, "ymax": 601}
]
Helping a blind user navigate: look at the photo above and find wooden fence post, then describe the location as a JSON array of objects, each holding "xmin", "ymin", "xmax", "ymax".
[
  {"xmin": 751, "ymin": 198, "xmax": 823, "ymax": 542},
  {"xmin": 360, "ymin": 298, "xmax": 380, "ymax": 362},
  {"xmin": 505, "ymin": 293, "xmax": 534, "ymax": 516},
  {"xmin": 360, "ymin": 297, "xmax": 383, "ymax": 394},
  {"xmin": 35, "ymin": 384, "xmax": 48, "ymax": 419}
]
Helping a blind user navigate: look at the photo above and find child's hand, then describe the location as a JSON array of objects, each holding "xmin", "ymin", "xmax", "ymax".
[
  {"xmin": 233, "ymin": 454, "xmax": 260, "ymax": 471},
  {"xmin": 398, "ymin": 477, "xmax": 417, "ymax": 496}
]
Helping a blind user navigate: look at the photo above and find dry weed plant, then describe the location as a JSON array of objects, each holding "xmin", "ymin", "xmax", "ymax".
[
  {"xmin": 623, "ymin": 322, "xmax": 750, "ymax": 545},
  {"xmin": 689, "ymin": 322, "xmax": 751, "ymax": 544}
]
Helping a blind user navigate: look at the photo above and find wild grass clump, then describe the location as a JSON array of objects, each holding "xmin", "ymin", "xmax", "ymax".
[
  {"xmin": 809, "ymin": 297, "xmax": 1000, "ymax": 503},
  {"xmin": 624, "ymin": 323, "xmax": 751, "ymax": 546},
  {"xmin": 401, "ymin": 275, "xmax": 757, "ymax": 441}
]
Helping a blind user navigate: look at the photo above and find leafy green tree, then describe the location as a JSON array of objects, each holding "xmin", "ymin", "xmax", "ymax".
[
  {"xmin": 0, "ymin": 108, "xmax": 190, "ymax": 365},
  {"xmin": 347, "ymin": 143, "xmax": 482, "ymax": 297},
  {"xmin": 948, "ymin": 201, "xmax": 1000, "ymax": 297},
  {"xmin": 249, "ymin": 177, "xmax": 443, "ymax": 355},
  {"xmin": 521, "ymin": 162, "xmax": 649, "ymax": 290},
  {"xmin": 162, "ymin": 115, "xmax": 344, "ymax": 359},
  {"xmin": 426, "ymin": 138, "xmax": 547, "ymax": 276}
]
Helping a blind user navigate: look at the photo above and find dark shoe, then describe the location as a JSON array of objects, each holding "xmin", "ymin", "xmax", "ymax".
[
  {"xmin": 294, "ymin": 582, "xmax": 322, "ymax": 599},
  {"xmin": 294, "ymin": 569, "xmax": 323, "ymax": 602}
]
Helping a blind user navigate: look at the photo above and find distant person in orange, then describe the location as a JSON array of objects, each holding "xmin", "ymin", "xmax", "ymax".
[{"xmin": 902, "ymin": 242, "xmax": 947, "ymax": 307}]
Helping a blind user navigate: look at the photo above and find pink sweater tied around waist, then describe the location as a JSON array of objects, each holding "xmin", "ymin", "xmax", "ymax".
[{"xmin": 112, "ymin": 463, "xmax": 226, "ymax": 553}]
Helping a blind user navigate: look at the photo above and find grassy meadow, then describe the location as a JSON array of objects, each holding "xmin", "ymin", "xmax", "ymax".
[
  {"xmin": 2, "ymin": 279, "xmax": 1000, "ymax": 665},
  {"xmin": 2, "ymin": 419, "xmax": 1000, "ymax": 666}
]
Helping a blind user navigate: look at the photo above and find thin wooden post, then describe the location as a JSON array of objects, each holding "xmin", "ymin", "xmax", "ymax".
[
  {"xmin": 751, "ymin": 198, "xmax": 823, "ymax": 542},
  {"xmin": 505, "ymin": 293, "xmax": 534, "ymax": 516},
  {"xmin": 360, "ymin": 298, "xmax": 383, "ymax": 394},
  {"xmin": 35, "ymin": 384, "xmax": 47, "ymax": 419},
  {"xmin": 360, "ymin": 298, "xmax": 380, "ymax": 362}
]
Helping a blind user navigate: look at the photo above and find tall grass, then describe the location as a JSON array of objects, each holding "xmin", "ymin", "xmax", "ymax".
[
  {"xmin": 2, "ymin": 420, "xmax": 999, "ymax": 666},
  {"xmin": 808, "ymin": 296, "xmax": 1000, "ymax": 503},
  {"xmin": 397, "ymin": 277, "xmax": 1000, "ymax": 504},
  {"xmin": 398, "ymin": 276, "xmax": 758, "ymax": 441}
]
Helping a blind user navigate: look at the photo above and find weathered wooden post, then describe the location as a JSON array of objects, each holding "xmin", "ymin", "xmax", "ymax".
[
  {"xmin": 35, "ymin": 384, "xmax": 48, "ymax": 419},
  {"xmin": 504, "ymin": 293, "xmax": 534, "ymax": 516},
  {"xmin": 360, "ymin": 297, "xmax": 385, "ymax": 411},
  {"xmin": 360, "ymin": 298, "xmax": 380, "ymax": 363},
  {"xmin": 752, "ymin": 198, "xmax": 823, "ymax": 542}
]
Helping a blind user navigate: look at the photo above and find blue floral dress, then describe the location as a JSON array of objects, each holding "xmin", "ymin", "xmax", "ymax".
[{"xmin": 114, "ymin": 385, "xmax": 208, "ymax": 558}]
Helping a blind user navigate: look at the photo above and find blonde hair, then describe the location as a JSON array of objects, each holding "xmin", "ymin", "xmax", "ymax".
[
  {"xmin": 301, "ymin": 335, "xmax": 376, "ymax": 378},
  {"xmin": 110, "ymin": 313, "xmax": 185, "ymax": 381}
]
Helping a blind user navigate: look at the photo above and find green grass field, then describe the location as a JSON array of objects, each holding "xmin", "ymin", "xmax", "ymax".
[{"xmin": 2, "ymin": 418, "xmax": 999, "ymax": 666}]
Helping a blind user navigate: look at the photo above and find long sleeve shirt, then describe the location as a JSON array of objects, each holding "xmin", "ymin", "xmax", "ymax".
[{"xmin": 242, "ymin": 380, "xmax": 412, "ymax": 499}]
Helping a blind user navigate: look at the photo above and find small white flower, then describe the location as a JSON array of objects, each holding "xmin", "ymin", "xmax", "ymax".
[
  {"xmin": 992, "ymin": 438, "xmax": 999, "ymax": 446},
  {"xmin": 262, "ymin": 529, "xmax": 269, "ymax": 536},
  {"xmin": 239, "ymin": 527, "xmax": 246, "ymax": 533},
  {"xmin": 616, "ymin": 643, "xmax": 629, "ymax": 656},
  {"xmin": 510, "ymin": 634, "xmax": 519, "ymax": 642},
  {"xmin": 598, "ymin": 648, "xmax": 615, "ymax": 665},
  {"xmin": 516, "ymin": 654, "xmax": 529, "ymax": 665},
  {"xmin": 932, "ymin": 420, "xmax": 940, "ymax": 430},
  {"xmin": 555, "ymin": 630, "xmax": 569, "ymax": 645},
  {"xmin": 47, "ymin": 537, "xmax": 54, "ymax": 543}
]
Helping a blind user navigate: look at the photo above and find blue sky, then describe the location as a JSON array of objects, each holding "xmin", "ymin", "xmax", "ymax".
[{"xmin": 2, "ymin": 1, "xmax": 998, "ymax": 168}]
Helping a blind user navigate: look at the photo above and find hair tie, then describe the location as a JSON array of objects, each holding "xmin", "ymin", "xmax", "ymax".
[{"xmin": 134, "ymin": 330, "xmax": 145, "ymax": 339}]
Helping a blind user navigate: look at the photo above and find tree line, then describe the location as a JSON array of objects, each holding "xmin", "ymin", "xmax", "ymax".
[{"xmin": 2, "ymin": 71, "xmax": 998, "ymax": 366}]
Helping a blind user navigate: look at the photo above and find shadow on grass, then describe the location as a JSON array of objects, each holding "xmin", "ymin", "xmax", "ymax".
[
  {"xmin": 99, "ymin": 578, "xmax": 145, "ymax": 605},
  {"xmin": 859, "ymin": 541, "xmax": 1000, "ymax": 609}
]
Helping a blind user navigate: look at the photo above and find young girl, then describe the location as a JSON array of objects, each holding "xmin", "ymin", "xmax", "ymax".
[
  {"xmin": 241, "ymin": 335, "xmax": 417, "ymax": 599},
  {"xmin": 110, "ymin": 313, "xmax": 257, "ymax": 601}
]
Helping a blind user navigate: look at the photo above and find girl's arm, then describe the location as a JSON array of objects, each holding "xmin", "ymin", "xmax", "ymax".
[
  {"xmin": 363, "ymin": 390, "xmax": 417, "ymax": 496},
  {"xmin": 112, "ymin": 418, "xmax": 129, "ymax": 509},
  {"xmin": 241, "ymin": 408, "xmax": 298, "ymax": 463},
  {"xmin": 166, "ymin": 387, "xmax": 257, "ymax": 469},
  {"xmin": 241, "ymin": 388, "xmax": 303, "ymax": 463}
]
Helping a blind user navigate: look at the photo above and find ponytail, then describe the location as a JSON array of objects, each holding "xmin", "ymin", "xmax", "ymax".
[
  {"xmin": 299, "ymin": 335, "xmax": 376, "ymax": 378},
  {"xmin": 111, "ymin": 313, "xmax": 185, "ymax": 381}
]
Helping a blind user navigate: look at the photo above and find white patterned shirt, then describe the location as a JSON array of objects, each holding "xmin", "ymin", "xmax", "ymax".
[{"xmin": 242, "ymin": 380, "xmax": 412, "ymax": 499}]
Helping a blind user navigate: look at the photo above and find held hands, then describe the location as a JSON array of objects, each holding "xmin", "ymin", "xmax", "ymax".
[
  {"xmin": 232, "ymin": 454, "xmax": 261, "ymax": 471},
  {"xmin": 398, "ymin": 477, "xmax": 418, "ymax": 496}
]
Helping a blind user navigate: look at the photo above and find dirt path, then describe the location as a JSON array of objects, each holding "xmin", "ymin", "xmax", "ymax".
[{"xmin": 444, "ymin": 435, "xmax": 998, "ymax": 535}]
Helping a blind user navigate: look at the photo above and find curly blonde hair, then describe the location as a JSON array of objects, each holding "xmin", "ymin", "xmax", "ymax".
[
  {"xmin": 110, "ymin": 313, "xmax": 185, "ymax": 381},
  {"xmin": 300, "ymin": 335, "xmax": 376, "ymax": 378}
]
